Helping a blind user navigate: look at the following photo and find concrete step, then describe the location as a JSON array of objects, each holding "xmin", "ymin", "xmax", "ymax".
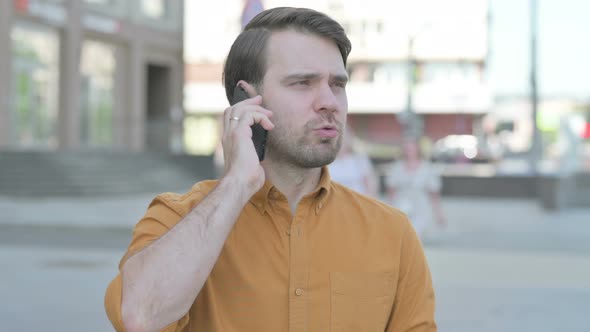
[{"xmin": 0, "ymin": 151, "xmax": 215, "ymax": 197}]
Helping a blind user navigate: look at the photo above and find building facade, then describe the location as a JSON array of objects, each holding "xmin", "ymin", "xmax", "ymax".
[
  {"xmin": 0, "ymin": 0, "xmax": 184, "ymax": 152},
  {"xmin": 183, "ymin": 0, "xmax": 491, "ymax": 160}
]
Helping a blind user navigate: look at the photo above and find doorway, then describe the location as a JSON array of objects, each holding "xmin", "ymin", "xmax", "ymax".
[{"xmin": 145, "ymin": 64, "xmax": 171, "ymax": 151}]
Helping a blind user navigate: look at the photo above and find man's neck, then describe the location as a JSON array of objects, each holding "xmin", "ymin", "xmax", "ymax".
[{"xmin": 262, "ymin": 161, "xmax": 322, "ymax": 214}]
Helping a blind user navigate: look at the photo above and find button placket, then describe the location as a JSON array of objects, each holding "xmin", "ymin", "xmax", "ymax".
[
  {"xmin": 314, "ymin": 199, "xmax": 324, "ymax": 215},
  {"xmin": 289, "ymin": 212, "xmax": 308, "ymax": 331}
]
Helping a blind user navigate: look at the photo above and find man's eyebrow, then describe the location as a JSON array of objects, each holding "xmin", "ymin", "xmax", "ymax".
[
  {"xmin": 281, "ymin": 73, "xmax": 321, "ymax": 83},
  {"xmin": 281, "ymin": 72, "xmax": 349, "ymax": 83}
]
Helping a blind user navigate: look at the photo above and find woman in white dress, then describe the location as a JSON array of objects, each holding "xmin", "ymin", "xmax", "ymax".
[
  {"xmin": 329, "ymin": 128, "xmax": 379, "ymax": 197},
  {"xmin": 386, "ymin": 139, "xmax": 446, "ymax": 238}
]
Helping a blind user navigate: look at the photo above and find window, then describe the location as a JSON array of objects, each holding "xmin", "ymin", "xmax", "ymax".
[
  {"xmin": 84, "ymin": 0, "xmax": 115, "ymax": 5},
  {"xmin": 374, "ymin": 63, "xmax": 407, "ymax": 85},
  {"xmin": 420, "ymin": 62, "xmax": 480, "ymax": 86},
  {"xmin": 80, "ymin": 40, "xmax": 116, "ymax": 147},
  {"xmin": 183, "ymin": 115, "xmax": 219, "ymax": 155},
  {"xmin": 132, "ymin": 0, "xmax": 181, "ymax": 31},
  {"xmin": 83, "ymin": 0, "xmax": 126, "ymax": 17},
  {"xmin": 10, "ymin": 23, "xmax": 60, "ymax": 149},
  {"xmin": 140, "ymin": 0, "xmax": 168, "ymax": 20}
]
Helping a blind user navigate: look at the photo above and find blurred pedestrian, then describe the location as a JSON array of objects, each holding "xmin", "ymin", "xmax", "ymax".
[
  {"xmin": 386, "ymin": 138, "xmax": 446, "ymax": 239},
  {"xmin": 329, "ymin": 128, "xmax": 379, "ymax": 197}
]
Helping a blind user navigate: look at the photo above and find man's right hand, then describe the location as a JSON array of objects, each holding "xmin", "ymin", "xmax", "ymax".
[
  {"xmin": 221, "ymin": 82, "xmax": 274, "ymax": 194},
  {"xmin": 118, "ymin": 98, "xmax": 273, "ymax": 330}
]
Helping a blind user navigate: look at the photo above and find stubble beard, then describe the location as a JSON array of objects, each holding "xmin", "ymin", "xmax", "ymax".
[{"xmin": 266, "ymin": 122, "xmax": 342, "ymax": 168}]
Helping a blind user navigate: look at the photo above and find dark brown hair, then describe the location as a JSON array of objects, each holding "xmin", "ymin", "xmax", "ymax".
[{"xmin": 222, "ymin": 7, "xmax": 352, "ymax": 102}]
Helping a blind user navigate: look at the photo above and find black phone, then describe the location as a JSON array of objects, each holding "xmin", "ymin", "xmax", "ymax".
[{"xmin": 231, "ymin": 85, "xmax": 268, "ymax": 161}]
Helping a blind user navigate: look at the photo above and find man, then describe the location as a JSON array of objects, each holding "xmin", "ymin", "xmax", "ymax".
[{"xmin": 105, "ymin": 7, "xmax": 436, "ymax": 332}]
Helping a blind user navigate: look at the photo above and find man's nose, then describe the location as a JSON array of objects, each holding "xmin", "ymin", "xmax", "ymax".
[{"xmin": 314, "ymin": 82, "xmax": 338, "ymax": 113}]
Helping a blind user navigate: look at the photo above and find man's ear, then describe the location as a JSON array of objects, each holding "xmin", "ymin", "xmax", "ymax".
[{"xmin": 236, "ymin": 80, "xmax": 259, "ymax": 98}]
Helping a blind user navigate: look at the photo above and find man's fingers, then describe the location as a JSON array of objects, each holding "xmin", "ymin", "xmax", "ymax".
[
  {"xmin": 223, "ymin": 96, "xmax": 262, "ymax": 128},
  {"xmin": 225, "ymin": 105, "xmax": 271, "ymax": 130},
  {"xmin": 230, "ymin": 104, "xmax": 273, "ymax": 119},
  {"xmin": 233, "ymin": 111, "xmax": 274, "ymax": 133},
  {"xmin": 244, "ymin": 112, "xmax": 274, "ymax": 131}
]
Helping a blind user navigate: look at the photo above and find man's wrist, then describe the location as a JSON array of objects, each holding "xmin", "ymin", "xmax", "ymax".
[{"xmin": 218, "ymin": 174, "xmax": 258, "ymax": 204}]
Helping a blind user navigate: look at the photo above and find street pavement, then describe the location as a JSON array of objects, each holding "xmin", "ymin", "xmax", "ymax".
[{"xmin": 1, "ymin": 194, "xmax": 589, "ymax": 331}]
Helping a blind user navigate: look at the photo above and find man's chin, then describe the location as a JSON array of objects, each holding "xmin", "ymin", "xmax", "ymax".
[
  {"xmin": 307, "ymin": 150, "xmax": 338, "ymax": 167},
  {"xmin": 317, "ymin": 136, "xmax": 338, "ymax": 144}
]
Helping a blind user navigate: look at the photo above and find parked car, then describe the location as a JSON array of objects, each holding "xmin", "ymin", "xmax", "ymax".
[{"xmin": 430, "ymin": 135, "xmax": 502, "ymax": 163}]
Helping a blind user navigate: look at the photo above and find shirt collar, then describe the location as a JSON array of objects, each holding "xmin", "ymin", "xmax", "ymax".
[{"xmin": 250, "ymin": 166, "xmax": 332, "ymax": 214}]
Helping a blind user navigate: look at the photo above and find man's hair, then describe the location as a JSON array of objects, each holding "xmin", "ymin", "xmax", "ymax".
[{"xmin": 222, "ymin": 7, "xmax": 352, "ymax": 102}]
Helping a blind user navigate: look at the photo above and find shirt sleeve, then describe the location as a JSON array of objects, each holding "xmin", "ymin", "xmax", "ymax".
[
  {"xmin": 104, "ymin": 193, "xmax": 197, "ymax": 332},
  {"xmin": 386, "ymin": 221, "xmax": 437, "ymax": 331}
]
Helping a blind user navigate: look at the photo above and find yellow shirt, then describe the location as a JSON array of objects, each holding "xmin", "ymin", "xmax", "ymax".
[{"xmin": 105, "ymin": 168, "xmax": 436, "ymax": 331}]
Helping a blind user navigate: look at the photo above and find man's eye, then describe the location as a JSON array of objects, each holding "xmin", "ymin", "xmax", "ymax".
[
  {"xmin": 331, "ymin": 81, "xmax": 347, "ymax": 88},
  {"xmin": 293, "ymin": 80, "xmax": 310, "ymax": 86}
]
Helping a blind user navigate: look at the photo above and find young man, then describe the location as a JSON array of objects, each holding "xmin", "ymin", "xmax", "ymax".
[{"xmin": 105, "ymin": 7, "xmax": 436, "ymax": 332}]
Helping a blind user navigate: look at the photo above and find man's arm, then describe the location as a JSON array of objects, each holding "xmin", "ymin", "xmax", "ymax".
[
  {"xmin": 119, "ymin": 176, "xmax": 253, "ymax": 332},
  {"xmin": 117, "ymin": 87, "xmax": 274, "ymax": 332}
]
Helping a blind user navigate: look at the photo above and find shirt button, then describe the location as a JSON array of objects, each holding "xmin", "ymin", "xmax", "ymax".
[{"xmin": 295, "ymin": 288, "xmax": 304, "ymax": 296}]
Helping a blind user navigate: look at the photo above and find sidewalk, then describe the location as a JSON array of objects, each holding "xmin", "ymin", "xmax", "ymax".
[
  {"xmin": 2, "ymin": 192, "xmax": 589, "ymax": 235},
  {"xmin": 1, "ymin": 194, "xmax": 589, "ymax": 332},
  {"xmin": 1, "ymin": 193, "xmax": 590, "ymax": 255},
  {"xmin": 426, "ymin": 197, "xmax": 590, "ymax": 254},
  {"xmin": 425, "ymin": 198, "xmax": 590, "ymax": 331},
  {"xmin": 0, "ymin": 192, "xmax": 161, "ymax": 229},
  {"xmin": 2, "ymin": 192, "xmax": 590, "ymax": 267}
]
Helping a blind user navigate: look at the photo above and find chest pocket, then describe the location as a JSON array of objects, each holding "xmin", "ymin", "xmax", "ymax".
[{"xmin": 330, "ymin": 272, "xmax": 396, "ymax": 332}]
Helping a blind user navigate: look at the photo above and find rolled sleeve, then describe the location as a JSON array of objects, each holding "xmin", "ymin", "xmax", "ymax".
[
  {"xmin": 105, "ymin": 274, "xmax": 126, "ymax": 331},
  {"xmin": 105, "ymin": 273, "xmax": 190, "ymax": 332},
  {"xmin": 104, "ymin": 192, "xmax": 199, "ymax": 331}
]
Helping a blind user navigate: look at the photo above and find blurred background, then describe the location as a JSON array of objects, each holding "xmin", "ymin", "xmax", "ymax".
[{"xmin": 0, "ymin": 0, "xmax": 589, "ymax": 331}]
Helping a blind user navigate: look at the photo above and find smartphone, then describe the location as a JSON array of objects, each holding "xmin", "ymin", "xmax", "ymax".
[{"xmin": 231, "ymin": 85, "xmax": 268, "ymax": 161}]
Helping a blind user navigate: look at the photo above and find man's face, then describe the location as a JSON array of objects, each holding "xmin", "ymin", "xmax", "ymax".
[{"xmin": 260, "ymin": 30, "xmax": 348, "ymax": 168}]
